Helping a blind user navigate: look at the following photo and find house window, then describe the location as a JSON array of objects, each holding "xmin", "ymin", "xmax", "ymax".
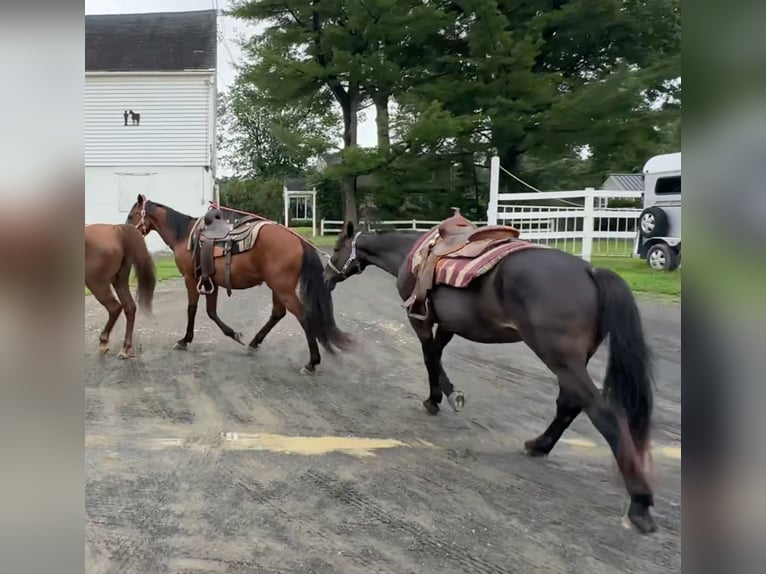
[
  {"xmin": 655, "ymin": 175, "xmax": 681, "ymax": 195},
  {"xmin": 290, "ymin": 196, "xmax": 313, "ymax": 220},
  {"xmin": 117, "ymin": 173, "xmax": 155, "ymax": 212}
]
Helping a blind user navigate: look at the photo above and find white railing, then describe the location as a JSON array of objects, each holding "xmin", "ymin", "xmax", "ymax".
[
  {"xmin": 488, "ymin": 156, "xmax": 642, "ymax": 260},
  {"xmin": 320, "ymin": 219, "xmax": 488, "ymax": 235}
]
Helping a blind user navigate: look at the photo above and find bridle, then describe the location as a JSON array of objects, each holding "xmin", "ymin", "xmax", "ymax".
[
  {"xmin": 134, "ymin": 203, "xmax": 148, "ymax": 235},
  {"xmin": 326, "ymin": 231, "xmax": 363, "ymax": 278}
]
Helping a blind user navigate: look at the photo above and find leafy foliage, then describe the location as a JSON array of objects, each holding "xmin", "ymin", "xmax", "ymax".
[{"xmin": 223, "ymin": 0, "xmax": 681, "ymax": 220}]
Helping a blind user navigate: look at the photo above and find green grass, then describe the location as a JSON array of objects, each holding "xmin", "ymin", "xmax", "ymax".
[
  {"xmin": 590, "ymin": 257, "xmax": 681, "ymax": 300},
  {"xmin": 292, "ymin": 226, "xmax": 337, "ymax": 247}
]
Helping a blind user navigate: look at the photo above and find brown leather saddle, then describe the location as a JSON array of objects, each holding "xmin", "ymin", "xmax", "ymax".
[
  {"xmin": 193, "ymin": 208, "xmax": 264, "ymax": 296},
  {"xmin": 406, "ymin": 208, "xmax": 520, "ymax": 319}
]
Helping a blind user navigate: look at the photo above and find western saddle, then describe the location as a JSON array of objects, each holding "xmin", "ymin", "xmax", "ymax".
[
  {"xmin": 405, "ymin": 208, "xmax": 520, "ymax": 319},
  {"xmin": 194, "ymin": 208, "xmax": 265, "ymax": 296}
]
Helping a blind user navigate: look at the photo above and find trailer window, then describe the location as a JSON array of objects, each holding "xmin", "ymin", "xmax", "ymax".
[{"xmin": 655, "ymin": 176, "xmax": 681, "ymax": 195}]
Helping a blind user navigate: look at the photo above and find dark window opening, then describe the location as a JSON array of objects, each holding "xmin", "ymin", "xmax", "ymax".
[{"xmin": 655, "ymin": 175, "xmax": 681, "ymax": 195}]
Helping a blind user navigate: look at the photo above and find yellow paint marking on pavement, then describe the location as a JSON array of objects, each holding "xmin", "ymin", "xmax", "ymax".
[
  {"xmin": 220, "ymin": 432, "xmax": 416, "ymax": 457},
  {"xmin": 561, "ymin": 437, "xmax": 681, "ymax": 460},
  {"xmin": 561, "ymin": 437, "xmax": 598, "ymax": 449},
  {"xmin": 85, "ymin": 433, "xmax": 431, "ymax": 458}
]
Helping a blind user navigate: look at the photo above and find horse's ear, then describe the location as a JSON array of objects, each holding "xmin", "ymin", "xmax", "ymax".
[
  {"xmin": 136, "ymin": 193, "xmax": 145, "ymax": 205},
  {"xmin": 345, "ymin": 221, "xmax": 354, "ymax": 237}
]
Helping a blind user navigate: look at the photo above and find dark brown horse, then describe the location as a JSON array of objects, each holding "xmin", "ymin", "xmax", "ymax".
[
  {"xmin": 125, "ymin": 194, "xmax": 351, "ymax": 372},
  {"xmin": 85, "ymin": 223, "xmax": 156, "ymax": 358},
  {"xmin": 324, "ymin": 222, "xmax": 658, "ymax": 534}
]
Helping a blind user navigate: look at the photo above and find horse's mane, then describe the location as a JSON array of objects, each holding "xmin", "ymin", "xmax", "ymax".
[
  {"xmin": 369, "ymin": 228, "xmax": 424, "ymax": 235},
  {"xmin": 147, "ymin": 201, "xmax": 196, "ymax": 242}
]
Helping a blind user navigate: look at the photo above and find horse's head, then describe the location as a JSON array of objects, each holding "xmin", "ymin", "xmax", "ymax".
[
  {"xmin": 126, "ymin": 194, "xmax": 156, "ymax": 236},
  {"xmin": 324, "ymin": 221, "xmax": 365, "ymax": 291}
]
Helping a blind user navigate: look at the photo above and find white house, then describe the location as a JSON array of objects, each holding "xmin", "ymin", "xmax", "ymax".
[{"xmin": 85, "ymin": 9, "xmax": 218, "ymax": 252}]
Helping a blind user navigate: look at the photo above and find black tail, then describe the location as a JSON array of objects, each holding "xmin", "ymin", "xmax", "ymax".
[
  {"xmin": 591, "ymin": 267, "xmax": 654, "ymax": 455},
  {"xmin": 299, "ymin": 243, "xmax": 352, "ymax": 353}
]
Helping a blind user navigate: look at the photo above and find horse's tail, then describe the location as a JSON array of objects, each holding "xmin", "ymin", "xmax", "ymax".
[
  {"xmin": 119, "ymin": 224, "xmax": 156, "ymax": 316},
  {"xmin": 299, "ymin": 242, "xmax": 353, "ymax": 353},
  {"xmin": 590, "ymin": 267, "xmax": 654, "ymax": 457}
]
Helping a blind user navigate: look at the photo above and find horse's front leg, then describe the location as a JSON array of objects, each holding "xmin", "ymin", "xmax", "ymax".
[
  {"xmin": 409, "ymin": 318, "xmax": 444, "ymax": 415},
  {"xmin": 433, "ymin": 326, "xmax": 464, "ymax": 412},
  {"xmin": 174, "ymin": 274, "xmax": 200, "ymax": 350},
  {"xmin": 204, "ymin": 285, "xmax": 244, "ymax": 345}
]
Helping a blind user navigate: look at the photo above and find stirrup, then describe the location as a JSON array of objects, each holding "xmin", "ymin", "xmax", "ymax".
[
  {"xmin": 406, "ymin": 298, "xmax": 430, "ymax": 321},
  {"xmin": 196, "ymin": 278, "xmax": 215, "ymax": 295}
]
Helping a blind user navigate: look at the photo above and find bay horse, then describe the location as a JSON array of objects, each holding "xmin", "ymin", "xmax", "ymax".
[
  {"xmin": 125, "ymin": 194, "xmax": 351, "ymax": 372},
  {"xmin": 323, "ymin": 222, "xmax": 658, "ymax": 534},
  {"xmin": 85, "ymin": 223, "xmax": 156, "ymax": 358}
]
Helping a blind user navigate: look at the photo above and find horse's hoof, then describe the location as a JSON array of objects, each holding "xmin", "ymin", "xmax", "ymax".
[
  {"xmin": 99, "ymin": 345, "xmax": 109, "ymax": 354},
  {"xmin": 422, "ymin": 399, "xmax": 440, "ymax": 416},
  {"xmin": 624, "ymin": 505, "xmax": 658, "ymax": 534},
  {"xmin": 173, "ymin": 341, "xmax": 188, "ymax": 350},
  {"xmin": 447, "ymin": 391, "xmax": 465, "ymax": 412},
  {"xmin": 117, "ymin": 350, "xmax": 134, "ymax": 360},
  {"xmin": 523, "ymin": 438, "xmax": 550, "ymax": 457},
  {"xmin": 300, "ymin": 365, "xmax": 316, "ymax": 375},
  {"xmin": 233, "ymin": 332, "xmax": 245, "ymax": 345},
  {"xmin": 247, "ymin": 345, "xmax": 258, "ymax": 355}
]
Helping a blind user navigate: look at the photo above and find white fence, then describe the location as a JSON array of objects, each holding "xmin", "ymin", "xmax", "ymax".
[
  {"xmin": 488, "ymin": 156, "xmax": 642, "ymax": 261},
  {"xmin": 320, "ymin": 219, "xmax": 488, "ymax": 235},
  {"xmin": 320, "ymin": 157, "xmax": 643, "ymax": 261}
]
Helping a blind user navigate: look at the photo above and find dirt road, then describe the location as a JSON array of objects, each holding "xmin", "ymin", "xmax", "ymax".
[{"xmin": 85, "ymin": 265, "xmax": 681, "ymax": 573}]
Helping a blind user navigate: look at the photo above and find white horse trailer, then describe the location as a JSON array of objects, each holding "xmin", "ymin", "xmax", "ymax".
[{"xmin": 635, "ymin": 152, "xmax": 681, "ymax": 271}]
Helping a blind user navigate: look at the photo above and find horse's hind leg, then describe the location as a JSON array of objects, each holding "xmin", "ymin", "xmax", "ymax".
[
  {"xmin": 87, "ymin": 279, "xmax": 122, "ymax": 354},
  {"xmin": 524, "ymin": 385, "xmax": 582, "ymax": 456},
  {"xmin": 554, "ymin": 363, "xmax": 656, "ymax": 533},
  {"xmin": 112, "ymin": 264, "xmax": 137, "ymax": 359},
  {"xmin": 279, "ymin": 290, "xmax": 320, "ymax": 374},
  {"xmin": 248, "ymin": 290, "xmax": 287, "ymax": 351}
]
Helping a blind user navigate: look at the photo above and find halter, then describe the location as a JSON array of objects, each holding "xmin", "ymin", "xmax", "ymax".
[
  {"xmin": 327, "ymin": 231, "xmax": 363, "ymax": 277},
  {"xmin": 134, "ymin": 202, "xmax": 148, "ymax": 235}
]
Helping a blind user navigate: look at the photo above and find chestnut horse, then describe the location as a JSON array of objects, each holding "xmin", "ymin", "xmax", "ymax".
[
  {"xmin": 125, "ymin": 194, "xmax": 351, "ymax": 372},
  {"xmin": 85, "ymin": 223, "xmax": 156, "ymax": 358}
]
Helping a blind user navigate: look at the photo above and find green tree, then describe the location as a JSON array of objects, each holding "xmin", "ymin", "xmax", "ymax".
[
  {"xmin": 219, "ymin": 77, "xmax": 336, "ymax": 179},
  {"xmin": 407, "ymin": 0, "xmax": 681, "ymax": 181},
  {"xmin": 230, "ymin": 0, "xmax": 370, "ymax": 223}
]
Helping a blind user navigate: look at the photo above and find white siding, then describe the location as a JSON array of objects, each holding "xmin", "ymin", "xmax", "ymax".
[
  {"xmin": 85, "ymin": 73, "xmax": 214, "ymax": 167},
  {"xmin": 86, "ymin": 166, "xmax": 214, "ymax": 253}
]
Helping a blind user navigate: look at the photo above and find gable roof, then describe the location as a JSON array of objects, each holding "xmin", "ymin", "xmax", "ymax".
[
  {"xmin": 601, "ymin": 173, "xmax": 644, "ymax": 192},
  {"xmin": 86, "ymin": 10, "xmax": 217, "ymax": 72}
]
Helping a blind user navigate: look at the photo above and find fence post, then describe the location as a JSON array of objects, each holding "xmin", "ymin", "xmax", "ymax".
[
  {"xmin": 412, "ymin": 219, "xmax": 417, "ymax": 230},
  {"xmin": 487, "ymin": 155, "xmax": 500, "ymax": 225},
  {"xmin": 320, "ymin": 219, "xmax": 325, "ymax": 236},
  {"xmin": 582, "ymin": 188, "xmax": 594, "ymax": 262}
]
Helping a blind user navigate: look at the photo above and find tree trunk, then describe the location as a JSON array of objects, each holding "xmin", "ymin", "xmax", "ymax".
[
  {"xmin": 500, "ymin": 147, "xmax": 522, "ymax": 193},
  {"xmin": 373, "ymin": 93, "xmax": 390, "ymax": 153},
  {"xmin": 341, "ymin": 82, "xmax": 360, "ymax": 224}
]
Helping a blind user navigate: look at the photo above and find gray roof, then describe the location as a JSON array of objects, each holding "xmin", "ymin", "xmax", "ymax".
[
  {"xmin": 601, "ymin": 173, "xmax": 644, "ymax": 191},
  {"xmin": 284, "ymin": 178, "xmax": 310, "ymax": 191},
  {"xmin": 86, "ymin": 10, "xmax": 217, "ymax": 72}
]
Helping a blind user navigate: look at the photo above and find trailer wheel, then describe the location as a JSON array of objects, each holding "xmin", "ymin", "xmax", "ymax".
[
  {"xmin": 646, "ymin": 243, "xmax": 679, "ymax": 271},
  {"xmin": 639, "ymin": 207, "xmax": 669, "ymax": 238}
]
